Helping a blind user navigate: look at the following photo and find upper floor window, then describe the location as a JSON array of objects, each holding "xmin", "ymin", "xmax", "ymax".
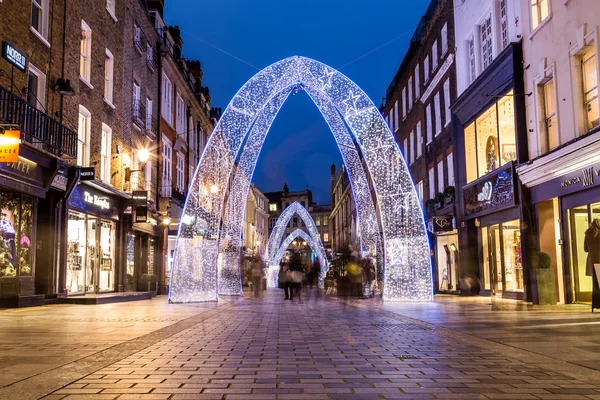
[
  {"xmin": 106, "ymin": 0, "xmax": 116, "ymax": 20},
  {"xmin": 424, "ymin": 55, "xmax": 430, "ymax": 83},
  {"xmin": 323, "ymin": 216, "xmax": 328, "ymax": 226},
  {"xmin": 426, "ymin": 104, "xmax": 432, "ymax": 144},
  {"xmin": 31, "ymin": 0, "xmax": 49, "ymax": 42},
  {"xmin": 443, "ymin": 78, "xmax": 451, "ymax": 126},
  {"xmin": 416, "ymin": 121, "xmax": 423, "ymax": 158},
  {"xmin": 540, "ymin": 77, "xmax": 558, "ymax": 152},
  {"xmin": 531, "ymin": 0, "xmax": 549, "ymax": 31},
  {"xmin": 27, "ymin": 63, "xmax": 46, "ymax": 111},
  {"xmin": 415, "ymin": 65, "xmax": 420, "ymax": 98},
  {"xmin": 480, "ymin": 16, "xmax": 493, "ymax": 69},
  {"xmin": 293, "ymin": 217, "xmax": 298, "ymax": 227},
  {"xmin": 500, "ymin": 0, "xmax": 509, "ymax": 49},
  {"xmin": 316, "ymin": 217, "xmax": 321, "ymax": 226},
  {"xmin": 408, "ymin": 76, "xmax": 413, "ymax": 109},
  {"xmin": 402, "ymin": 88, "xmax": 407, "ymax": 120},
  {"xmin": 176, "ymin": 94, "xmax": 186, "ymax": 135},
  {"xmin": 463, "ymin": 91, "xmax": 516, "ymax": 183},
  {"xmin": 104, "ymin": 49, "xmax": 114, "ymax": 105},
  {"xmin": 441, "ymin": 23, "xmax": 448, "ymax": 56},
  {"xmin": 393, "ymin": 100, "xmax": 399, "ymax": 131},
  {"xmin": 77, "ymin": 105, "xmax": 91, "ymax": 167},
  {"xmin": 146, "ymin": 43, "xmax": 154, "ymax": 70},
  {"xmin": 133, "ymin": 80, "xmax": 141, "ymax": 120},
  {"xmin": 468, "ymin": 36, "xmax": 476, "ymax": 83},
  {"xmin": 80, "ymin": 20, "xmax": 92, "ymax": 83},
  {"xmin": 432, "ymin": 40, "xmax": 439, "ymax": 71},
  {"xmin": 133, "ymin": 24, "xmax": 142, "ymax": 53},
  {"xmin": 434, "ymin": 93, "xmax": 441, "ymax": 136},
  {"xmin": 409, "ymin": 130, "xmax": 415, "ymax": 165},
  {"xmin": 176, "ymin": 152, "xmax": 185, "ymax": 192},
  {"xmin": 161, "ymin": 73, "xmax": 173, "ymax": 124},
  {"xmin": 582, "ymin": 47, "xmax": 599, "ymax": 130},
  {"xmin": 100, "ymin": 124, "xmax": 112, "ymax": 184},
  {"xmin": 161, "ymin": 136, "xmax": 173, "ymax": 197},
  {"xmin": 269, "ymin": 203, "xmax": 277, "ymax": 211}
]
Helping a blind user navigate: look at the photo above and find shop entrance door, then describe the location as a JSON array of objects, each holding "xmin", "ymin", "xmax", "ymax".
[
  {"xmin": 86, "ymin": 217, "xmax": 98, "ymax": 293},
  {"xmin": 568, "ymin": 204, "xmax": 597, "ymax": 303},
  {"xmin": 488, "ymin": 225, "xmax": 504, "ymax": 296}
]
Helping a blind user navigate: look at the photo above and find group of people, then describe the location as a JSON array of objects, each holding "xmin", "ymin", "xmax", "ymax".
[
  {"xmin": 344, "ymin": 255, "xmax": 376, "ymax": 298},
  {"xmin": 278, "ymin": 253, "xmax": 321, "ymax": 300}
]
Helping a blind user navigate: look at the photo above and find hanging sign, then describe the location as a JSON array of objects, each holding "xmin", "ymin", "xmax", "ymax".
[
  {"xmin": 2, "ymin": 42, "xmax": 27, "ymax": 72},
  {"xmin": 0, "ymin": 130, "xmax": 21, "ymax": 162},
  {"xmin": 135, "ymin": 206, "xmax": 148, "ymax": 223},
  {"xmin": 79, "ymin": 167, "xmax": 95, "ymax": 181},
  {"xmin": 132, "ymin": 190, "xmax": 148, "ymax": 205}
]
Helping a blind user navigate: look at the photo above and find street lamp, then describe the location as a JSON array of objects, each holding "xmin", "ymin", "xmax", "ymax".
[
  {"xmin": 210, "ymin": 184, "xmax": 219, "ymax": 194},
  {"xmin": 162, "ymin": 216, "xmax": 171, "ymax": 226},
  {"xmin": 138, "ymin": 147, "xmax": 150, "ymax": 163},
  {"xmin": 125, "ymin": 147, "xmax": 150, "ymax": 183}
]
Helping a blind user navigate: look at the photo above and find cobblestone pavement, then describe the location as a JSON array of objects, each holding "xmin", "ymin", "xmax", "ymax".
[{"xmin": 3, "ymin": 291, "xmax": 600, "ymax": 399}]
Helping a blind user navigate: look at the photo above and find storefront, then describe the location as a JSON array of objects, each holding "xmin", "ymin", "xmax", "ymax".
[
  {"xmin": 452, "ymin": 42, "xmax": 530, "ymax": 299},
  {"xmin": 0, "ymin": 149, "xmax": 60, "ymax": 306},
  {"xmin": 428, "ymin": 216, "xmax": 459, "ymax": 293},
  {"xmin": 66, "ymin": 182, "xmax": 127, "ymax": 295},
  {"xmin": 125, "ymin": 211, "xmax": 161, "ymax": 292}
]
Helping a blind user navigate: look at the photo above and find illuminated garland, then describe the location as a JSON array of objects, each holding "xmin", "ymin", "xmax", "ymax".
[{"xmin": 170, "ymin": 56, "xmax": 432, "ymax": 303}]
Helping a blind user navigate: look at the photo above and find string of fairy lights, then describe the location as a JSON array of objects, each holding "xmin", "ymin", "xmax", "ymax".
[{"xmin": 169, "ymin": 56, "xmax": 432, "ymax": 303}]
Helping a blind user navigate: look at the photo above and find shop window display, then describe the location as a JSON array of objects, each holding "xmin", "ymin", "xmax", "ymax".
[
  {"xmin": 0, "ymin": 193, "xmax": 34, "ymax": 277},
  {"xmin": 479, "ymin": 219, "xmax": 523, "ymax": 294},
  {"xmin": 126, "ymin": 233, "xmax": 135, "ymax": 290},
  {"xmin": 464, "ymin": 91, "xmax": 516, "ymax": 183}
]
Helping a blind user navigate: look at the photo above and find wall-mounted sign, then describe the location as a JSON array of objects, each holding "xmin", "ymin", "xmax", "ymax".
[
  {"xmin": 135, "ymin": 206, "xmax": 148, "ymax": 223},
  {"xmin": 132, "ymin": 190, "xmax": 148, "ymax": 205},
  {"xmin": 50, "ymin": 167, "xmax": 68, "ymax": 191},
  {"xmin": 0, "ymin": 130, "xmax": 21, "ymax": 162},
  {"xmin": 2, "ymin": 42, "xmax": 27, "ymax": 72},
  {"xmin": 463, "ymin": 163, "xmax": 516, "ymax": 219},
  {"xmin": 79, "ymin": 167, "xmax": 95, "ymax": 181},
  {"xmin": 84, "ymin": 191, "xmax": 110, "ymax": 210},
  {"xmin": 428, "ymin": 216, "xmax": 454, "ymax": 234}
]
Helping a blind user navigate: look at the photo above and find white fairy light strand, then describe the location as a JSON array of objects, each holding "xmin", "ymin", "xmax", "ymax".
[{"xmin": 170, "ymin": 56, "xmax": 432, "ymax": 303}]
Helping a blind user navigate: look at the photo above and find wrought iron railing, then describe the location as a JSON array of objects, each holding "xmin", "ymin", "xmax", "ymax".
[{"xmin": 0, "ymin": 85, "xmax": 78, "ymax": 158}]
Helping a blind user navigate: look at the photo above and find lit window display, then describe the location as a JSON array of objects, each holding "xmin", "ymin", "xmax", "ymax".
[
  {"xmin": 479, "ymin": 219, "xmax": 523, "ymax": 294},
  {"xmin": 66, "ymin": 211, "xmax": 116, "ymax": 294},
  {"xmin": 0, "ymin": 193, "xmax": 34, "ymax": 277},
  {"xmin": 464, "ymin": 90, "xmax": 516, "ymax": 183}
]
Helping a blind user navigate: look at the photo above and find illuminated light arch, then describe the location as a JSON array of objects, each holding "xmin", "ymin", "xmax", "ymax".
[
  {"xmin": 170, "ymin": 56, "xmax": 432, "ymax": 303},
  {"xmin": 265, "ymin": 228, "xmax": 327, "ymax": 289}
]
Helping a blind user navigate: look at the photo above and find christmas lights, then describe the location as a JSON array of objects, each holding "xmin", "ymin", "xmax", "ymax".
[{"xmin": 170, "ymin": 56, "xmax": 432, "ymax": 303}]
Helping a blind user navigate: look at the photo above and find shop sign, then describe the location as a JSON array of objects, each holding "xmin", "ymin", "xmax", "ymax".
[
  {"xmin": 2, "ymin": 42, "xmax": 27, "ymax": 72},
  {"xmin": 84, "ymin": 191, "xmax": 110, "ymax": 210},
  {"xmin": 132, "ymin": 190, "xmax": 148, "ymax": 205},
  {"xmin": 463, "ymin": 163, "xmax": 516, "ymax": 219},
  {"xmin": 79, "ymin": 167, "xmax": 95, "ymax": 181},
  {"xmin": 51, "ymin": 168, "xmax": 68, "ymax": 191},
  {"xmin": 560, "ymin": 166, "xmax": 600, "ymax": 189},
  {"xmin": 0, "ymin": 130, "xmax": 21, "ymax": 162},
  {"xmin": 428, "ymin": 216, "xmax": 454, "ymax": 234},
  {"xmin": 135, "ymin": 206, "xmax": 148, "ymax": 223}
]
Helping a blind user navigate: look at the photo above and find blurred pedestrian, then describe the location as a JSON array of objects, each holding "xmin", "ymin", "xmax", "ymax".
[
  {"xmin": 311, "ymin": 258, "xmax": 321, "ymax": 288},
  {"xmin": 251, "ymin": 256, "xmax": 263, "ymax": 297},
  {"xmin": 346, "ymin": 256, "xmax": 363, "ymax": 298},
  {"xmin": 289, "ymin": 252, "xmax": 303, "ymax": 300},
  {"xmin": 279, "ymin": 261, "xmax": 291, "ymax": 300},
  {"xmin": 363, "ymin": 257, "xmax": 374, "ymax": 298}
]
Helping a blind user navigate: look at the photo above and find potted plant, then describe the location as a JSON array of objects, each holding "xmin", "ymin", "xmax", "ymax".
[
  {"xmin": 126, "ymin": 273, "xmax": 134, "ymax": 292},
  {"xmin": 529, "ymin": 252, "xmax": 556, "ymax": 305},
  {"xmin": 141, "ymin": 273, "xmax": 159, "ymax": 295},
  {"xmin": 434, "ymin": 193, "xmax": 445, "ymax": 210},
  {"xmin": 443, "ymin": 186, "xmax": 455, "ymax": 206},
  {"xmin": 425, "ymin": 199, "xmax": 436, "ymax": 217}
]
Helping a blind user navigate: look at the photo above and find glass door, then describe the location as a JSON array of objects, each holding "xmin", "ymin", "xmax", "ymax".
[
  {"xmin": 98, "ymin": 220, "xmax": 115, "ymax": 292},
  {"xmin": 569, "ymin": 205, "xmax": 593, "ymax": 302},
  {"xmin": 86, "ymin": 216, "xmax": 98, "ymax": 293},
  {"xmin": 67, "ymin": 212, "xmax": 87, "ymax": 294},
  {"xmin": 488, "ymin": 224, "xmax": 503, "ymax": 295},
  {"xmin": 126, "ymin": 233, "xmax": 136, "ymax": 291}
]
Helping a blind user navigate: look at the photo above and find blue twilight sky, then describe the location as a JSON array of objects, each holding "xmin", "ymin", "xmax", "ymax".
[{"xmin": 164, "ymin": 0, "xmax": 429, "ymax": 205}]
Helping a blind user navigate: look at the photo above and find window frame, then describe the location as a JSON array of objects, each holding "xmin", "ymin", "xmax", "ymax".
[
  {"xmin": 432, "ymin": 40, "xmax": 439, "ymax": 71},
  {"xmin": 408, "ymin": 76, "xmax": 413, "ymax": 110},
  {"xmin": 161, "ymin": 135, "xmax": 173, "ymax": 197},
  {"xmin": 27, "ymin": 63, "xmax": 46, "ymax": 111},
  {"xmin": 499, "ymin": 0, "xmax": 509, "ymax": 49},
  {"xmin": 100, "ymin": 123, "xmax": 112, "ymax": 184},
  {"xmin": 176, "ymin": 151, "xmax": 185, "ymax": 192},
  {"xmin": 480, "ymin": 15, "xmax": 493, "ymax": 70},
  {"xmin": 468, "ymin": 36, "xmax": 477, "ymax": 83},
  {"xmin": 80, "ymin": 20, "xmax": 92, "ymax": 85},
  {"xmin": 161, "ymin": 73, "xmax": 173, "ymax": 125},
  {"xmin": 31, "ymin": 0, "xmax": 50, "ymax": 43},
  {"xmin": 441, "ymin": 23, "xmax": 449, "ymax": 57},
  {"xmin": 415, "ymin": 64, "xmax": 420, "ymax": 98},
  {"xmin": 77, "ymin": 105, "xmax": 91, "ymax": 167},
  {"xmin": 434, "ymin": 93, "xmax": 442, "ymax": 136},
  {"xmin": 402, "ymin": 87, "xmax": 407, "ymax": 120},
  {"xmin": 530, "ymin": 0, "xmax": 550, "ymax": 32},
  {"xmin": 426, "ymin": 104, "xmax": 432, "ymax": 145},
  {"xmin": 581, "ymin": 47, "xmax": 599, "ymax": 131},
  {"xmin": 443, "ymin": 78, "xmax": 451, "ymax": 126},
  {"xmin": 416, "ymin": 121, "xmax": 423, "ymax": 158},
  {"xmin": 424, "ymin": 55, "xmax": 430, "ymax": 83},
  {"xmin": 133, "ymin": 23, "xmax": 143, "ymax": 54},
  {"xmin": 106, "ymin": 0, "xmax": 117, "ymax": 21},
  {"xmin": 104, "ymin": 48, "xmax": 114, "ymax": 105}
]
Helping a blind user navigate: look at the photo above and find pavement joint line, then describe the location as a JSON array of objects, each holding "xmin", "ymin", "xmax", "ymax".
[
  {"xmin": 343, "ymin": 299, "xmax": 600, "ymax": 385},
  {"xmin": 0, "ymin": 302, "xmax": 229, "ymax": 400}
]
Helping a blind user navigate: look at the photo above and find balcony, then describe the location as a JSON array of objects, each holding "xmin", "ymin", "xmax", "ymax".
[{"xmin": 0, "ymin": 85, "xmax": 78, "ymax": 158}]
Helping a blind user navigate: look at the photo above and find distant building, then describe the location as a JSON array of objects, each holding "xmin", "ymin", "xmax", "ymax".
[
  {"xmin": 329, "ymin": 163, "xmax": 359, "ymax": 257},
  {"xmin": 243, "ymin": 184, "xmax": 269, "ymax": 259}
]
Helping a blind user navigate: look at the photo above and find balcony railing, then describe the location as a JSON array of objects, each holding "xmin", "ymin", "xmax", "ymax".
[{"xmin": 0, "ymin": 85, "xmax": 78, "ymax": 158}]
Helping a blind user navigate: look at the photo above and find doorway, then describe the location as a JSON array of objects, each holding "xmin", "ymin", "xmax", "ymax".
[{"xmin": 567, "ymin": 203, "xmax": 600, "ymax": 303}]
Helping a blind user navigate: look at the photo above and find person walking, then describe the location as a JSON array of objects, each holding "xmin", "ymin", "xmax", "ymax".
[
  {"xmin": 251, "ymin": 256, "xmax": 263, "ymax": 297},
  {"xmin": 279, "ymin": 262, "xmax": 291, "ymax": 300},
  {"xmin": 289, "ymin": 252, "xmax": 303, "ymax": 300},
  {"xmin": 311, "ymin": 258, "xmax": 321, "ymax": 288}
]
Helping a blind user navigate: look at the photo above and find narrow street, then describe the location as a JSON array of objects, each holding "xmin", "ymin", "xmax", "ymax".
[{"xmin": 2, "ymin": 291, "xmax": 600, "ymax": 399}]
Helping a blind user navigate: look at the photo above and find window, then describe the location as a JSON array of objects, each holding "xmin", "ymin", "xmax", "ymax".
[
  {"xmin": 389, "ymin": 106, "xmax": 394, "ymax": 131},
  {"xmin": 443, "ymin": 78, "xmax": 451, "ymax": 126},
  {"xmin": 402, "ymin": 88, "xmax": 407, "ymax": 119},
  {"xmin": 428, "ymin": 168, "xmax": 435, "ymax": 199},
  {"xmin": 27, "ymin": 64, "xmax": 46, "ymax": 111},
  {"xmin": 323, "ymin": 216, "xmax": 328, "ymax": 226},
  {"xmin": 269, "ymin": 203, "xmax": 277, "ymax": 211},
  {"xmin": 162, "ymin": 136, "xmax": 172, "ymax": 197},
  {"xmin": 393, "ymin": 100, "xmax": 399, "ymax": 131},
  {"xmin": 162, "ymin": 73, "xmax": 173, "ymax": 124},
  {"xmin": 582, "ymin": 47, "xmax": 599, "ymax": 130},
  {"xmin": 432, "ymin": 40, "xmax": 438, "ymax": 71},
  {"xmin": 531, "ymin": 0, "xmax": 549, "ymax": 31},
  {"xmin": 500, "ymin": 0, "xmax": 509, "ymax": 49},
  {"xmin": 316, "ymin": 217, "xmax": 321, "ymax": 226},
  {"xmin": 426, "ymin": 104, "xmax": 432, "ymax": 144},
  {"xmin": 416, "ymin": 121, "xmax": 423, "ymax": 158},
  {"xmin": 104, "ymin": 49, "xmax": 114, "ymax": 104},
  {"xmin": 441, "ymin": 23, "xmax": 448, "ymax": 56},
  {"xmin": 31, "ymin": 0, "xmax": 49, "ymax": 41},
  {"xmin": 447, "ymin": 153, "xmax": 455, "ymax": 186},
  {"xmin": 100, "ymin": 124, "xmax": 112, "ymax": 184},
  {"xmin": 403, "ymin": 138, "xmax": 408, "ymax": 161},
  {"xmin": 133, "ymin": 81, "xmax": 141, "ymax": 121},
  {"xmin": 80, "ymin": 20, "xmax": 92, "ymax": 83},
  {"xmin": 133, "ymin": 23, "xmax": 142, "ymax": 53},
  {"xmin": 416, "ymin": 181, "xmax": 424, "ymax": 202},
  {"xmin": 415, "ymin": 65, "xmax": 420, "ymax": 98},
  {"xmin": 540, "ymin": 77, "xmax": 558, "ymax": 152},
  {"xmin": 145, "ymin": 161, "xmax": 152, "ymax": 191},
  {"xmin": 106, "ymin": 0, "xmax": 116, "ymax": 19},
  {"xmin": 481, "ymin": 16, "xmax": 493, "ymax": 69},
  {"xmin": 468, "ymin": 37, "xmax": 476, "ymax": 83},
  {"xmin": 424, "ymin": 55, "xmax": 430, "ymax": 82},
  {"xmin": 146, "ymin": 97, "xmax": 153, "ymax": 132},
  {"xmin": 176, "ymin": 94, "xmax": 186, "ymax": 135},
  {"xmin": 408, "ymin": 76, "xmax": 413, "ymax": 109},
  {"xmin": 437, "ymin": 160, "xmax": 444, "ymax": 194},
  {"xmin": 146, "ymin": 43, "xmax": 154, "ymax": 70},
  {"xmin": 323, "ymin": 232, "xmax": 329, "ymax": 242},
  {"xmin": 463, "ymin": 91, "xmax": 516, "ymax": 183},
  {"xmin": 77, "ymin": 105, "xmax": 91, "ymax": 167},
  {"xmin": 176, "ymin": 152, "xmax": 184, "ymax": 192},
  {"xmin": 293, "ymin": 217, "xmax": 298, "ymax": 227},
  {"xmin": 409, "ymin": 130, "xmax": 415, "ymax": 165},
  {"xmin": 434, "ymin": 93, "xmax": 441, "ymax": 136},
  {"xmin": 270, "ymin": 218, "xmax": 276, "ymax": 229}
]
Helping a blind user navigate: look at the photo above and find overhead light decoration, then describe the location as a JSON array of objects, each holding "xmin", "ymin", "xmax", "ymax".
[{"xmin": 169, "ymin": 56, "xmax": 432, "ymax": 303}]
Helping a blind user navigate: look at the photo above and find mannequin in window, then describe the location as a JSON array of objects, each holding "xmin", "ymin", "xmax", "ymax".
[
  {"xmin": 485, "ymin": 136, "xmax": 499, "ymax": 173},
  {"xmin": 584, "ymin": 219, "xmax": 600, "ymax": 308}
]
